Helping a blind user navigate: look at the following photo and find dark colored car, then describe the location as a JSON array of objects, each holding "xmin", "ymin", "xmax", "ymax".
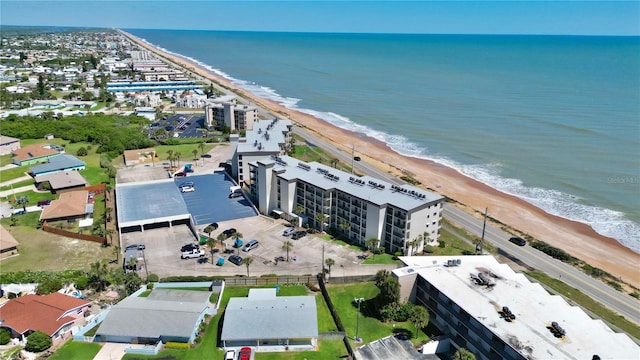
[
  {"xmin": 229, "ymin": 192, "xmax": 243, "ymax": 198},
  {"xmin": 228, "ymin": 255, "xmax": 243, "ymax": 266},
  {"xmin": 292, "ymin": 231, "xmax": 307, "ymax": 240},
  {"xmin": 174, "ymin": 172, "xmax": 186, "ymax": 177},
  {"xmin": 509, "ymin": 237, "xmax": 526, "ymax": 246},
  {"xmin": 181, "ymin": 243, "xmax": 199, "ymax": 252},
  {"xmin": 126, "ymin": 244, "xmax": 145, "ymax": 251},
  {"xmin": 239, "ymin": 347, "xmax": 252, "ymax": 360},
  {"xmin": 13, "ymin": 209, "xmax": 26, "ymax": 215},
  {"xmin": 37, "ymin": 199, "xmax": 51, "ymax": 207},
  {"xmin": 201, "ymin": 154, "xmax": 212, "ymax": 158},
  {"xmin": 223, "ymin": 228, "xmax": 237, "ymax": 237}
]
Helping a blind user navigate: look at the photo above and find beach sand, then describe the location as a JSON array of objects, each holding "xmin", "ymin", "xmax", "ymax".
[{"xmin": 120, "ymin": 31, "xmax": 640, "ymax": 288}]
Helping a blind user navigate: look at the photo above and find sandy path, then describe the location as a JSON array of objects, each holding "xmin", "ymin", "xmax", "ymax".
[{"xmin": 119, "ymin": 30, "xmax": 640, "ymax": 288}]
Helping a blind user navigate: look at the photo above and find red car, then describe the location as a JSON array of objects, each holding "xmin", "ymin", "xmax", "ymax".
[{"xmin": 239, "ymin": 347, "xmax": 252, "ymax": 360}]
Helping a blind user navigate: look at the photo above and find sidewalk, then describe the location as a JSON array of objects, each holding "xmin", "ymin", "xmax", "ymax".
[{"xmin": 0, "ymin": 175, "xmax": 31, "ymax": 187}]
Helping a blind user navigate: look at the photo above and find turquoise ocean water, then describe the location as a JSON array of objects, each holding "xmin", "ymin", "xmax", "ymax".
[{"xmin": 126, "ymin": 30, "xmax": 640, "ymax": 253}]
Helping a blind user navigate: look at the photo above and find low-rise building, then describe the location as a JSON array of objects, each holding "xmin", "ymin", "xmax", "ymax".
[
  {"xmin": 0, "ymin": 225, "xmax": 19, "ymax": 258},
  {"xmin": 11, "ymin": 143, "xmax": 63, "ymax": 166},
  {"xmin": 34, "ymin": 171, "xmax": 88, "ymax": 193},
  {"xmin": 0, "ymin": 135, "xmax": 20, "ymax": 155},
  {"xmin": 29, "ymin": 154, "xmax": 85, "ymax": 177},
  {"xmin": 40, "ymin": 190, "xmax": 92, "ymax": 222}
]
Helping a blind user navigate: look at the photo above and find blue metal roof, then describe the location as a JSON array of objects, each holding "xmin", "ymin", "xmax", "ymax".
[{"xmin": 29, "ymin": 154, "xmax": 85, "ymax": 175}]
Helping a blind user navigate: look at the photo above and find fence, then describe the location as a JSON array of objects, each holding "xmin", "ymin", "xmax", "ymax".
[
  {"xmin": 42, "ymin": 221, "xmax": 106, "ymax": 244},
  {"xmin": 325, "ymin": 274, "xmax": 376, "ymax": 284},
  {"xmin": 318, "ymin": 274, "xmax": 355, "ymax": 359},
  {"xmin": 223, "ymin": 275, "xmax": 317, "ymax": 286},
  {"xmin": 86, "ymin": 183, "xmax": 106, "ymax": 195}
]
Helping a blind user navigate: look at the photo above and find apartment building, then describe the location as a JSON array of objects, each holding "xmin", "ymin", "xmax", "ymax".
[
  {"xmin": 248, "ymin": 155, "xmax": 444, "ymax": 254},
  {"xmin": 393, "ymin": 256, "xmax": 639, "ymax": 360},
  {"xmin": 232, "ymin": 118, "xmax": 293, "ymax": 183},
  {"xmin": 204, "ymin": 96, "xmax": 258, "ymax": 132}
]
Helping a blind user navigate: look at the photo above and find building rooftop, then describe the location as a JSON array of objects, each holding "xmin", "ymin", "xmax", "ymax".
[
  {"xmin": 29, "ymin": 154, "xmax": 85, "ymax": 175},
  {"xmin": 258, "ymin": 155, "xmax": 443, "ymax": 211},
  {"xmin": 0, "ymin": 135, "xmax": 19, "ymax": 145},
  {"xmin": 116, "ymin": 179, "xmax": 191, "ymax": 228},
  {"xmin": 12, "ymin": 143, "xmax": 60, "ymax": 162},
  {"xmin": 237, "ymin": 118, "xmax": 292, "ymax": 154},
  {"xmin": 222, "ymin": 288, "xmax": 318, "ymax": 341},
  {"xmin": 394, "ymin": 256, "xmax": 639, "ymax": 360},
  {"xmin": 40, "ymin": 190, "xmax": 88, "ymax": 220},
  {"xmin": 35, "ymin": 171, "xmax": 88, "ymax": 189}
]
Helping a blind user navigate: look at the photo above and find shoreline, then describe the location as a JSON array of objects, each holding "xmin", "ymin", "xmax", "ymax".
[{"xmin": 119, "ymin": 30, "xmax": 640, "ymax": 288}]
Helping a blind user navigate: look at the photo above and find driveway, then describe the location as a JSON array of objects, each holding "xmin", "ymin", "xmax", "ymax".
[{"xmin": 92, "ymin": 342, "xmax": 127, "ymax": 360}]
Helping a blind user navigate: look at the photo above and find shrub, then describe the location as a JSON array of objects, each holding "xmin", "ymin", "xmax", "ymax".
[
  {"xmin": 0, "ymin": 328, "xmax": 11, "ymax": 345},
  {"xmin": 75, "ymin": 276, "xmax": 89, "ymax": 290},
  {"xmin": 630, "ymin": 292, "xmax": 640, "ymax": 299},
  {"xmin": 25, "ymin": 331, "xmax": 52, "ymax": 352},
  {"xmin": 423, "ymin": 245, "xmax": 434, "ymax": 254},
  {"xmin": 164, "ymin": 341, "xmax": 190, "ymax": 350},
  {"xmin": 146, "ymin": 283, "xmax": 154, "ymax": 290},
  {"xmin": 147, "ymin": 273, "xmax": 159, "ymax": 283},
  {"xmin": 77, "ymin": 147, "xmax": 88, "ymax": 156},
  {"xmin": 438, "ymin": 241, "xmax": 446, "ymax": 248}
]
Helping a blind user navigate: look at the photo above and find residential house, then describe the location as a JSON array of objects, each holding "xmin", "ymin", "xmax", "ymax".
[
  {"xmin": 123, "ymin": 148, "xmax": 157, "ymax": 167},
  {"xmin": 0, "ymin": 292, "xmax": 89, "ymax": 344},
  {"xmin": 11, "ymin": 143, "xmax": 63, "ymax": 166},
  {"xmin": 40, "ymin": 190, "xmax": 91, "ymax": 222},
  {"xmin": 221, "ymin": 288, "xmax": 318, "ymax": 351},
  {"xmin": 29, "ymin": 154, "xmax": 85, "ymax": 177},
  {"xmin": 34, "ymin": 171, "xmax": 88, "ymax": 194},
  {"xmin": 0, "ymin": 225, "xmax": 19, "ymax": 259},
  {"xmin": 0, "ymin": 135, "xmax": 20, "ymax": 156}
]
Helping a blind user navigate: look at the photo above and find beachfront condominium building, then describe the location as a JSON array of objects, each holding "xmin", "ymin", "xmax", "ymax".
[
  {"xmin": 232, "ymin": 118, "xmax": 293, "ymax": 184},
  {"xmin": 248, "ymin": 155, "xmax": 444, "ymax": 254},
  {"xmin": 393, "ymin": 256, "xmax": 639, "ymax": 360},
  {"xmin": 204, "ymin": 96, "xmax": 258, "ymax": 132}
]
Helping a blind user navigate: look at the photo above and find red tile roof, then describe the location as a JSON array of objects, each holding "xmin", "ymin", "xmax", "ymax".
[{"xmin": 0, "ymin": 292, "xmax": 89, "ymax": 336}]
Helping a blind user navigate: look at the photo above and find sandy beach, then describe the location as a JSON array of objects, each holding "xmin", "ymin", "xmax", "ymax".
[{"xmin": 120, "ymin": 30, "xmax": 640, "ymax": 288}]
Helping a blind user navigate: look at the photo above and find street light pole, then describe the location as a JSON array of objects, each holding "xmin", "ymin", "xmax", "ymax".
[{"xmin": 354, "ymin": 297, "xmax": 364, "ymax": 343}]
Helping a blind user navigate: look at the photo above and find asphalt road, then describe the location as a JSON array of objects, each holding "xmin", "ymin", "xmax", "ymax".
[{"xmin": 291, "ymin": 126, "xmax": 640, "ymax": 327}]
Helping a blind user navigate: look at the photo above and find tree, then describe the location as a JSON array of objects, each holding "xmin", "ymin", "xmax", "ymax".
[
  {"xmin": 242, "ymin": 256, "xmax": 254, "ymax": 277},
  {"xmin": 105, "ymin": 229, "xmax": 115, "ymax": 246},
  {"xmin": 25, "ymin": 331, "xmax": 52, "ymax": 352},
  {"xmin": 338, "ymin": 219, "xmax": 350, "ymax": 235},
  {"xmin": 366, "ymin": 237, "xmax": 379, "ymax": 257},
  {"xmin": 88, "ymin": 261, "xmax": 110, "ymax": 291},
  {"xmin": 199, "ymin": 142, "xmax": 206, "ymax": 157},
  {"xmin": 123, "ymin": 271, "xmax": 142, "ymax": 296},
  {"xmin": 282, "ymin": 241, "xmax": 293, "ymax": 262},
  {"xmin": 175, "ymin": 151, "xmax": 182, "ymax": 167},
  {"xmin": 314, "ymin": 212, "xmax": 325, "ymax": 232},
  {"xmin": 192, "ymin": 149, "xmax": 198, "ymax": 160},
  {"xmin": 375, "ymin": 269, "xmax": 400, "ymax": 307},
  {"xmin": 105, "ymin": 207, "xmax": 113, "ymax": 223},
  {"xmin": 205, "ymin": 230, "xmax": 217, "ymax": 264},
  {"xmin": 405, "ymin": 239, "xmax": 416, "ymax": 256},
  {"xmin": 166, "ymin": 149, "xmax": 174, "ymax": 167},
  {"xmin": 409, "ymin": 305, "xmax": 429, "ymax": 338},
  {"xmin": 112, "ymin": 245, "xmax": 121, "ymax": 263},
  {"xmin": 452, "ymin": 348, "xmax": 476, "ymax": 360},
  {"xmin": 0, "ymin": 328, "xmax": 10, "ymax": 345},
  {"xmin": 325, "ymin": 258, "xmax": 335, "ymax": 275},
  {"xmin": 217, "ymin": 233, "xmax": 228, "ymax": 249},
  {"xmin": 233, "ymin": 232, "xmax": 243, "ymax": 254},
  {"xmin": 77, "ymin": 146, "xmax": 88, "ymax": 156},
  {"xmin": 16, "ymin": 196, "xmax": 29, "ymax": 211}
]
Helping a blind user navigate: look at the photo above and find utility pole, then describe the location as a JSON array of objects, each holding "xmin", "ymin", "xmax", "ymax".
[
  {"xmin": 351, "ymin": 144, "xmax": 355, "ymax": 174},
  {"xmin": 477, "ymin": 207, "xmax": 488, "ymax": 254},
  {"xmin": 322, "ymin": 244, "xmax": 326, "ymax": 283}
]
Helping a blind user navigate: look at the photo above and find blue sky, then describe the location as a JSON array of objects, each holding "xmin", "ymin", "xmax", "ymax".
[{"xmin": 2, "ymin": 1, "xmax": 639, "ymax": 36}]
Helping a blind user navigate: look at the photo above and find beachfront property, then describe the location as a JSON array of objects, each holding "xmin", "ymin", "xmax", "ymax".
[
  {"xmin": 204, "ymin": 95, "xmax": 259, "ymax": 132},
  {"xmin": 393, "ymin": 256, "xmax": 640, "ymax": 360},
  {"xmin": 232, "ymin": 118, "xmax": 293, "ymax": 183},
  {"xmin": 221, "ymin": 288, "xmax": 318, "ymax": 351},
  {"xmin": 105, "ymin": 80, "xmax": 204, "ymax": 93},
  {"xmin": 0, "ymin": 135, "xmax": 20, "ymax": 155},
  {"xmin": 248, "ymin": 155, "xmax": 444, "ymax": 254}
]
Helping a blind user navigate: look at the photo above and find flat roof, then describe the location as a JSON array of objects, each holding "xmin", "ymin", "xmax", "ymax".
[
  {"xmin": 394, "ymin": 256, "xmax": 639, "ymax": 359},
  {"xmin": 222, "ymin": 291, "xmax": 318, "ymax": 341},
  {"xmin": 237, "ymin": 118, "xmax": 292, "ymax": 154},
  {"xmin": 35, "ymin": 171, "xmax": 88, "ymax": 189},
  {"xmin": 116, "ymin": 179, "xmax": 190, "ymax": 228},
  {"xmin": 259, "ymin": 155, "xmax": 443, "ymax": 211}
]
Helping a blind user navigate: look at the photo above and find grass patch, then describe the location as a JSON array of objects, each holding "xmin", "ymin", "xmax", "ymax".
[
  {"xmin": 526, "ymin": 271, "xmax": 640, "ymax": 340},
  {"xmin": 327, "ymin": 283, "xmax": 430, "ymax": 347},
  {"xmin": 362, "ymin": 253, "xmax": 401, "ymax": 265},
  {"xmin": 83, "ymin": 323, "xmax": 101, "ymax": 336},
  {"xmin": 139, "ymin": 290, "xmax": 152, "ymax": 297},
  {"xmin": 0, "ymin": 179, "xmax": 34, "ymax": 191},
  {"xmin": 155, "ymin": 144, "xmax": 217, "ymax": 164},
  {"xmin": 0, "ymin": 153, "xmax": 14, "ymax": 167},
  {"xmin": 48, "ymin": 341, "xmax": 102, "ymax": 360},
  {"xmin": 0, "ymin": 164, "xmax": 30, "ymax": 181}
]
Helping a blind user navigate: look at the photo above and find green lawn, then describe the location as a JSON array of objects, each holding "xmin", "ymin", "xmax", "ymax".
[
  {"xmin": 0, "ymin": 164, "xmax": 30, "ymax": 182},
  {"xmin": 362, "ymin": 253, "xmax": 401, "ymax": 265},
  {"xmin": 155, "ymin": 143, "xmax": 217, "ymax": 164},
  {"xmin": 0, "ymin": 153, "xmax": 14, "ymax": 167},
  {"xmin": 0, "ymin": 179, "xmax": 35, "ymax": 191},
  {"xmin": 48, "ymin": 341, "xmax": 102, "ymax": 360},
  {"xmin": 327, "ymin": 283, "xmax": 430, "ymax": 347}
]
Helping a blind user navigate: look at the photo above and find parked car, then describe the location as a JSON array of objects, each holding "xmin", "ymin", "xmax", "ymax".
[
  {"xmin": 292, "ymin": 231, "xmax": 307, "ymax": 240},
  {"xmin": 181, "ymin": 249, "xmax": 205, "ymax": 259},
  {"xmin": 37, "ymin": 199, "xmax": 51, "ymax": 207},
  {"xmin": 201, "ymin": 154, "xmax": 212, "ymax": 158},
  {"xmin": 179, "ymin": 181, "xmax": 194, "ymax": 188},
  {"xmin": 283, "ymin": 228, "xmax": 297, "ymax": 237},
  {"xmin": 174, "ymin": 172, "xmax": 187, "ymax": 177},
  {"xmin": 180, "ymin": 185, "xmax": 195, "ymax": 193},
  {"xmin": 223, "ymin": 228, "xmax": 237, "ymax": 237},
  {"xmin": 224, "ymin": 349, "xmax": 236, "ymax": 360},
  {"xmin": 126, "ymin": 244, "xmax": 145, "ymax": 251},
  {"xmin": 228, "ymin": 255, "xmax": 243, "ymax": 266},
  {"xmin": 181, "ymin": 243, "xmax": 199, "ymax": 252},
  {"xmin": 228, "ymin": 192, "xmax": 242, "ymax": 198},
  {"xmin": 12, "ymin": 209, "xmax": 26, "ymax": 215},
  {"xmin": 509, "ymin": 237, "xmax": 526, "ymax": 246},
  {"xmin": 242, "ymin": 240, "xmax": 259, "ymax": 252},
  {"xmin": 239, "ymin": 347, "xmax": 252, "ymax": 360}
]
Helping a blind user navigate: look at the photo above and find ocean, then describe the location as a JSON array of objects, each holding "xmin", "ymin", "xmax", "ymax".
[{"xmin": 126, "ymin": 29, "xmax": 640, "ymax": 253}]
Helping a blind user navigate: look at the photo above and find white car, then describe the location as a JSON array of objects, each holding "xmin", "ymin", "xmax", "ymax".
[
  {"xmin": 283, "ymin": 227, "xmax": 297, "ymax": 237},
  {"xmin": 224, "ymin": 349, "xmax": 236, "ymax": 360},
  {"xmin": 180, "ymin": 186, "xmax": 195, "ymax": 193},
  {"xmin": 181, "ymin": 249, "xmax": 205, "ymax": 259}
]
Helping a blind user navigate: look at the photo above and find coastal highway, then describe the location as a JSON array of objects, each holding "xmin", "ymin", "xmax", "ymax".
[{"xmin": 291, "ymin": 126, "xmax": 640, "ymax": 327}]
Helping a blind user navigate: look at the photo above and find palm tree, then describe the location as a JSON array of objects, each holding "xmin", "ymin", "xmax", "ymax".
[
  {"xmin": 15, "ymin": 196, "xmax": 29, "ymax": 211},
  {"xmin": 452, "ymin": 348, "xmax": 476, "ymax": 360},
  {"xmin": 175, "ymin": 152, "xmax": 182, "ymax": 167},
  {"xmin": 217, "ymin": 233, "xmax": 228, "ymax": 249},
  {"xmin": 366, "ymin": 237, "xmax": 379, "ymax": 257},
  {"xmin": 314, "ymin": 212, "xmax": 326, "ymax": 232},
  {"xmin": 409, "ymin": 305, "xmax": 429, "ymax": 338},
  {"xmin": 207, "ymin": 236, "xmax": 217, "ymax": 264},
  {"xmin": 105, "ymin": 229, "xmax": 115, "ymax": 246},
  {"xmin": 192, "ymin": 149, "xmax": 198, "ymax": 160},
  {"xmin": 112, "ymin": 245, "xmax": 121, "ymax": 263},
  {"xmin": 242, "ymin": 257, "xmax": 254, "ymax": 276},
  {"xmin": 282, "ymin": 241, "xmax": 293, "ymax": 262},
  {"xmin": 199, "ymin": 142, "xmax": 206, "ymax": 157},
  {"xmin": 405, "ymin": 239, "xmax": 416, "ymax": 256},
  {"xmin": 338, "ymin": 219, "xmax": 350, "ymax": 236},
  {"xmin": 167, "ymin": 149, "xmax": 174, "ymax": 167},
  {"xmin": 325, "ymin": 258, "xmax": 335, "ymax": 275},
  {"xmin": 233, "ymin": 232, "xmax": 244, "ymax": 254}
]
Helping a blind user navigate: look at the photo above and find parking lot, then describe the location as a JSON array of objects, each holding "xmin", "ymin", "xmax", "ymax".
[
  {"xmin": 121, "ymin": 216, "xmax": 370, "ymax": 279},
  {"xmin": 149, "ymin": 114, "xmax": 208, "ymax": 139}
]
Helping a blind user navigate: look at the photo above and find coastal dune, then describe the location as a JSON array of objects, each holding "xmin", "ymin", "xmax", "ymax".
[{"xmin": 119, "ymin": 31, "xmax": 640, "ymax": 288}]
